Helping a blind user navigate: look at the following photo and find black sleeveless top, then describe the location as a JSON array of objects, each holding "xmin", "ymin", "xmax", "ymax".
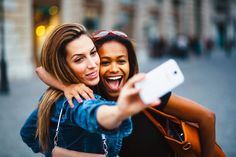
[{"xmin": 119, "ymin": 92, "xmax": 174, "ymax": 157}]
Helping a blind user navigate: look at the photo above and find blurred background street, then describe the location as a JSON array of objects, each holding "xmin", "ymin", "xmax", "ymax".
[
  {"xmin": 1, "ymin": 0, "xmax": 236, "ymax": 157},
  {"xmin": 0, "ymin": 48, "xmax": 235, "ymax": 157}
]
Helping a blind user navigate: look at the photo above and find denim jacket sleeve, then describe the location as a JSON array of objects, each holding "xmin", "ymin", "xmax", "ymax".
[
  {"xmin": 52, "ymin": 95, "xmax": 132, "ymax": 138},
  {"xmin": 20, "ymin": 109, "xmax": 40, "ymax": 153},
  {"xmin": 20, "ymin": 94, "xmax": 132, "ymax": 154}
]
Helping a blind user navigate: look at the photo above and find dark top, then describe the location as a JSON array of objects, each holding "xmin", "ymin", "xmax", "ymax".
[{"xmin": 119, "ymin": 92, "xmax": 174, "ymax": 157}]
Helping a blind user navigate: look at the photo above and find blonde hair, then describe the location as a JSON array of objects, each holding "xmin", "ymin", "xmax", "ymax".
[{"xmin": 36, "ymin": 23, "xmax": 89, "ymax": 151}]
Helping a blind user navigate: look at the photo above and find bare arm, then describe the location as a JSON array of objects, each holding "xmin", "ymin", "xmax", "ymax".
[
  {"xmin": 163, "ymin": 94, "xmax": 215, "ymax": 157},
  {"xmin": 96, "ymin": 74, "xmax": 161, "ymax": 129},
  {"xmin": 35, "ymin": 66, "xmax": 95, "ymax": 108},
  {"xmin": 36, "ymin": 66, "xmax": 66, "ymax": 90}
]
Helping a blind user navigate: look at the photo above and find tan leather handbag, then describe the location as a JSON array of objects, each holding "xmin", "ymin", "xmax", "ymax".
[
  {"xmin": 52, "ymin": 105, "xmax": 107, "ymax": 157},
  {"xmin": 143, "ymin": 107, "xmax": 226, "ymax": 157}
]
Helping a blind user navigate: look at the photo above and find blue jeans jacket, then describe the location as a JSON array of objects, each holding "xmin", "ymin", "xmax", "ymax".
[{"xmin": 20, "ymin": 94, "xmax": 132, "ymax": 157}]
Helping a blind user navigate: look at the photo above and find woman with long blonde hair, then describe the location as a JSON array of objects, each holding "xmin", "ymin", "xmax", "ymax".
[{"xmin": 20, "ymin": 23, "xmax": 160, "ymax": 157}]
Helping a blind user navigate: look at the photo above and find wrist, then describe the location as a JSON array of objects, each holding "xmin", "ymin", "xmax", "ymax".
[
  {"xmin": 62, "ymin": 83, "xmax": 70, "ymax": 92},
  {"xmin": 113, "ymin": 105, "xmax": 129, "ymax": 122}
]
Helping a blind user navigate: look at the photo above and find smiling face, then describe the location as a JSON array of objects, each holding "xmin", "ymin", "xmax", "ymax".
[
  {"xmin": 99, "ymin": 41, "xmax": 130, "ymax": 99},
  {"xmin": 66, "ymin": 34, "xmax": 100, "ymax": 87}
]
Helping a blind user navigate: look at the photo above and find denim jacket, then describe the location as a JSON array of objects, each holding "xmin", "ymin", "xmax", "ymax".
[{"xmin": 20, "ymin": 94, "xmax": 132, "ymax": 157}]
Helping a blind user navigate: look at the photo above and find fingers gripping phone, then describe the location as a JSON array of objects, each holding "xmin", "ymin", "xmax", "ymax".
[{"xmin": 136, "ymin": 59, "xmax": 184, "ymax": 104}]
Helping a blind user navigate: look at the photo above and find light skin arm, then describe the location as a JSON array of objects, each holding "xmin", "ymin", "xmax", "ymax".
[
  {"xmin": 96, "ymin": 73, "xmax": 161, "ymax": 129},
  {"xmin": 35, "ymin": 66, "xmax": 95, "ymax": 108},
  {"xmin": 163, "ymin": 94, "xmax": 215, "ymax": 157}
]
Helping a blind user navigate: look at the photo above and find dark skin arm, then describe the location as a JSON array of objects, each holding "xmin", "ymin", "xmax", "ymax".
[
  {"xmin": 163, "ymin": 94, "xmax": 215, "ymax": 157},
  {"xmin": 36, "ymin": 66, "xmax": 94, "ymax": 108}
]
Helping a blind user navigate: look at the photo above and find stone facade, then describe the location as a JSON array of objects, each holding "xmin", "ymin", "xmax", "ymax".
[
  {"xmin": 1, "ymin": 0, "xmax": 235, "ymax": 80},
  {"xmin": 1, "ymin": 0, "xmax": 33, "ymax": 80}
]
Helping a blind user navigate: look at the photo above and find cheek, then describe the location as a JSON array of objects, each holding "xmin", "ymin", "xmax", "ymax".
[
  {"xmin": 95, "ymin": 55, "xmax": 100, "ymax": 66},
  {"xmin": 71, "ymin": 64, "xmax": 85, "ymax": 79},
  {"xmin": 123, "ymin": 63, "xmax": 130, "ymax": 77},
  {"xmin": 99, "ymin": 66, "xmax": 107, "ymax": 78}
]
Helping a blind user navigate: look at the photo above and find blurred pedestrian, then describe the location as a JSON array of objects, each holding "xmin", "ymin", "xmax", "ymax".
[
  {"xmin": 171, "ymin": 33, "xmax": 189, "ymax": 58},
  {"xmin": 204, "ymin": 38, "xmax": 214, "ymax": 57},
  {"xmin": 189, "ymin": 35, "xmax": 202, "ymax": 57},
  {"xmin": 224, "ymin": 39, "xmax": 234, "ymax": 57}
]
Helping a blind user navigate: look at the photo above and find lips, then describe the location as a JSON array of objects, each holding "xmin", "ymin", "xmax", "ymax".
[
  {"xmin": 104, "ymin": 76, "xmax": 123, "ymax": 91},
  {"xmin": 86, "ymin": 70, "xmax": 98, "ymax": 80}
]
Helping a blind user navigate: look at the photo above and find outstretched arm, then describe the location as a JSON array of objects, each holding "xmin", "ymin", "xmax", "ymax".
[
  {"xmin": 163, "ymin": 94, "xmax": 215, "ymax": 157},
  {"xmin": 96, "ymin": 73, "xmax": 161, "ymax": 129},
  {"xmin": 35, "ymin": 66, "xmax": 94, "ymax": 107}
]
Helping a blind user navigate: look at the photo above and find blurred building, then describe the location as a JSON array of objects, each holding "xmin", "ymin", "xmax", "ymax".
[{"xmin": 1, "ymin": 0, "xmax": 236, "ymax": 80}]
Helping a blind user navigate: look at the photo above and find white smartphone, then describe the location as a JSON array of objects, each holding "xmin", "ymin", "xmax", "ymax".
[{"xmin": 135, "ymin": 59, "xmax": 184, "ymax": 104}]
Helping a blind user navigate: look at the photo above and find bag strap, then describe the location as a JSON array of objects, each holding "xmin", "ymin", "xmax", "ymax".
[
  {"xmin": 101, "ymin": 134, "xmax": 108, "ymax": 156},
  {"xmin": 147, "ymin": 107, "xmax": 181, "ymax": 123},
  {"xmin": 143, "ymin": 107, "xmax": 182, "ymax": 135},
  {"xmin": 143, "ymin": 109, "xmax": 167, "ymax": 135},
  {"xmin": 53, "ymin": 103, "xmax": 108, "ymax": 156},
  {"xmin": 53, "ymin": 104, "xmax": 65, "ymax": 146}
]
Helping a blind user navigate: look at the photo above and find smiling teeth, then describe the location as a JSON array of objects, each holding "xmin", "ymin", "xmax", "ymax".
[
  {"xmin": 107, "ymin": 76, "xmax": 122, "ymax": 80},
  {"xmin": 90, "ymin": 72, "xmax": 97, "ymax": 76}
]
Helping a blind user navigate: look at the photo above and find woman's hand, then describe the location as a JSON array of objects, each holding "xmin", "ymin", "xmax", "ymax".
[
  {"xmin": 64, "ymin": 83, "xmax": 94, "ymax": 108},
  {"xmin": 36, "ymin": 66, "xmax": 94, "ymax": 108},
  {"xmin": 96, "ymin": 73, "xmax": 161, "ymax": 130},
  {"xmin": 116, "ymin": 73, "xmax": 161, "ymax": 120}
]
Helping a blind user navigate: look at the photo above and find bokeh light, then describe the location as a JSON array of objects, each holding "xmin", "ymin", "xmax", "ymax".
[
  {"xmin": 35, "ymin": 25, "xmax": 46, "ymax": 37},
  {"xmin": 49, "ymin": 6, "xmax": 58, "ymax": 16}
]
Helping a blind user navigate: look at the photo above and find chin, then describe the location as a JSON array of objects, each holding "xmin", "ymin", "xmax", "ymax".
[
  {"xmin": 87, "ymin": 79, "xmax": 100, "ymax": 86},
  {"xmin": 107, "ymin": 91, "xmax": 119, "ymax": 99}
]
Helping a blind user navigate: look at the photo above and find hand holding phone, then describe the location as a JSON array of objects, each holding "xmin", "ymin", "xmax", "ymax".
[{"xmin": 135, "ymin": 59, "xmax": 184, "ymax": 104}]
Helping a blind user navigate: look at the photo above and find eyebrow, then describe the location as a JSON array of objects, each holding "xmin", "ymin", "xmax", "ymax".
[
  {"xmin": 101, "ymin": 55, "xmax": 127, "ymax": 59},
  {"xmin": 90, "ymin": 46, "xmax": 96, "ymax": 52},
  {"xmin": 71, "ymin": 46, "xmax": 96, "ymax": 59}
]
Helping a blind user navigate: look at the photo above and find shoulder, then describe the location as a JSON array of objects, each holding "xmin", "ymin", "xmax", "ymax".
[
  {"xmin": 52, "ymin": 94, "xmax": 116, "ymax": 114},
  {"xmin": 54, "ymin": 96, "xmax": 67, "ymax": 111},
  {"xmin": 81, "ymin": 94, "xmax": 116, "ymax": 106}
]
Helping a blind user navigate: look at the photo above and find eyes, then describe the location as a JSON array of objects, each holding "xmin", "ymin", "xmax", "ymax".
[
  {"xmin": 90, "ymin": 50, "xmax": 97, "ymax": 56},
  {"xmin": 73, "ymin": 50, "xmax": 98, "ymax": 63},
  {"xmin": 101, "ymin": 59, "xmax": 127, "ymax": 66}
]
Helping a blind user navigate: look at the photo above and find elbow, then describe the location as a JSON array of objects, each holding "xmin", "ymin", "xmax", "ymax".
[
  {"xmin": 20, "ymin": 125, "xmax": 29, "ymax": 144},
  {"xmin": 35, "ymin": 66, "xmax": 43, "ymax": 75},
  {"xmin": 20, "ymin": 125, "xmax": 40, "ymax": 153},
  {"xmin": 207, "ymin": 110, "xmax": 215, "ymax": 125},
  {"xmin": 20, "ymin": 125, "xmax": 25, "ymax": 140},
  {"xmin": 20, "ymin": 122, "xmax": 34, "ymax": 145},
  {"xmin": 200, "ymin": 110, "xmax": 216, "ymax": 128}
]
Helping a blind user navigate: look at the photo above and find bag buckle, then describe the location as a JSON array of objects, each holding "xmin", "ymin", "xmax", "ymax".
[{"xmin": 182, "ymin": 142, "xmax": 191, "ymax": 150}]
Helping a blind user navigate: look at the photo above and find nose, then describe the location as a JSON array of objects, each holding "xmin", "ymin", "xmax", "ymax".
[
  {"xmin": 110, "ymin": 63, "xmax": 119, "ymax": 73},
  {"xmin": 87, "ymin": 56, "xmax": 97, "ymax": 69}
]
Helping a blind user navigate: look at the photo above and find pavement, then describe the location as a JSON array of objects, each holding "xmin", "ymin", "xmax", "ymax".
[{"xmin": 0, "ymin": 49, "xmax": 235, "ymax": 157}]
